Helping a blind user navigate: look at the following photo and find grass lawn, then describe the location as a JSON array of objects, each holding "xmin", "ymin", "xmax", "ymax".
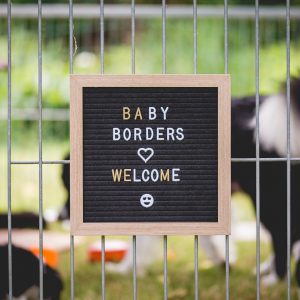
[
  {"xmin": 57, "ymin": 238, "xmax": 298, "ymax": 300},
  {"xmin": 1, "ymin": 141, "xmax": 298, "ymax": 299}
]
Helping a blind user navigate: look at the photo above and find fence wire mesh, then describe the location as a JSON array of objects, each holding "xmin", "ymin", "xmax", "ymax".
[{"xmin": 4, "ymin": 0, "xmax": 295, "ymax": 299}]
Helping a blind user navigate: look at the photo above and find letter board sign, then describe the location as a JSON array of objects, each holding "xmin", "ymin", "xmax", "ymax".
[{"xmin": 70, "ymin": 75, "xmax": 230, "ymax": 235}]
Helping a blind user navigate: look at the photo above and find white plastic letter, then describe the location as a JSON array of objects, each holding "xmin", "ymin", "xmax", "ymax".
[
  {"xmin": 113, "ymin": 128, "xmax": 121, "ymax": 141},
  {"xmin": 149, "ymin": 107, "xmax": 157, "ymax": 120}
]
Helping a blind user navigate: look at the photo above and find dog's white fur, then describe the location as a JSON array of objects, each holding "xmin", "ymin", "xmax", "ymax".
[
  {"xmin": 8, "ymin": 286, "xmax": 39, "ymax": 300},
  {"xmin": 293, "ymin": 240, "xmax": 300, "ymax": 262},
  {"xmin": 262, "ymin": 271, "xmax": 280, "ymax": 287},
  {"xmin": 259, "ymin": 255, "xmax": 275, "ymax": 276},
  {"xmin": 249, "ymin": 94, "xmax": 300, "ymax": 157}
]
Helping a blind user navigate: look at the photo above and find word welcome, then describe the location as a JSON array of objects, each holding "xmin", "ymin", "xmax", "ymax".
[{"xmin": 112, "ymin": 168, "xmax": 180, "ymax": 183}]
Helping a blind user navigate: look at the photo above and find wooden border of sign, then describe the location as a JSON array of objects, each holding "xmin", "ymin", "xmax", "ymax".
[{"xmin": 70, "ymin": 75, "xmax": 231, "ymax": 235}]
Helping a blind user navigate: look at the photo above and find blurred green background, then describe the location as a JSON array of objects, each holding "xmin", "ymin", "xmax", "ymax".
[{"xmin": 0, "ymin": 2, "xmax": 300, "ymax": 299}]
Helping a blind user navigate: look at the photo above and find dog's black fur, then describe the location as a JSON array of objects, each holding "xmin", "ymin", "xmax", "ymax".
[
  {"xmin": 0, "ymin": 212, "xmax": 46, "ymax": 229},
  {"xmin": 232, "ymin": 78, "xmax": 300, "ymax": 285},
  {"xmin": 59, "ymin": 154, "xmax": 70, "ymax": 221},
  {"xmin": 0, "ymin": 244, "xmax": 63, "ymax": 299}
]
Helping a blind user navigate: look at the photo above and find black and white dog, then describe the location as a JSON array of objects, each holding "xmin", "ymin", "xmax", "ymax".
[
  {"xmin": 0, "ymin": 244, "xmax": 63, "ymax": 300},
  {"xmin": 232, "ymin": 77, "xmax": 300, "ymax": 288}
]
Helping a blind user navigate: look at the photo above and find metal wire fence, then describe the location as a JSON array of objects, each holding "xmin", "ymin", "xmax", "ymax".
[{"xmin": 3, "ymin": 1, "xmax": 297, "ymax": 299}]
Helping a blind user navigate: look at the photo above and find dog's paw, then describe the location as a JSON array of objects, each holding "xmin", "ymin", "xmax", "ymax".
[
  {"xmin": 106, "ymin": 262, "xmax": 131, "ymax": 275},
  {"xmin": 261, "ymin": 272, "xmax": 279, "ymax": 287},
  {"xmin": 252, "ymin": 255, "xmax": 275, "ymax": 276},
  {"xmin": 259, "ymin": 255, "xmax": 274, "ymax": 276}
]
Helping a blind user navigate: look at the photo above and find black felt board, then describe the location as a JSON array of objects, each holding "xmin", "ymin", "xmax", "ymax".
[{"xmin": 82, "ymin": 87, "xmax": 218, "ymax": 222}]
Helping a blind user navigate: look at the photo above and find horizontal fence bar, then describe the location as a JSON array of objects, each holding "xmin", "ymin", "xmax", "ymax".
[
  {"xmin": 11, "ymin": 160, "xmax": 70, "ymax": 164},
  {"xmin": 0, "ymin": 108, "xmax": 69, "ymax": 121},
  {"xmin": 9, "ymin": 158, "xmax": 300, "ymax": 165},
  {"xmin": 1, "ymin": 4, "xmax": 300, "ymax": 19},
  {"xmin": 232, "ymin": 157, "xmax": 300, "ymax": 162}
]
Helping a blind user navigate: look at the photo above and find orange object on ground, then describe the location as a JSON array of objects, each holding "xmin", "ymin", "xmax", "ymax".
[
  {"xmin": 30, "ymin": 247, "xmax": 59, "ymax": 268},
  {"xmin": 0, "ymin": 229, "xmax": 86, "ymax": 270},
  {"xmin": 88, "ymin": 240, "xmax": 128, "ymax": 263}
]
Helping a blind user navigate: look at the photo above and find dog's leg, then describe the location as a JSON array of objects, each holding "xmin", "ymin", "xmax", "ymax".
[
  {"xmin": 262, "ymin": 235, "xmax": 286, "ymax": 287},
  {"xmin": 273, "ymin": 235, "xmax": 287, "ymax": 279}
]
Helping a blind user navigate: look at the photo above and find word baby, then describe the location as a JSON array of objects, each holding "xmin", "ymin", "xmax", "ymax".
[{"xmin": 112, "ymin": 106, "xmax": 184, "ymax": 141}]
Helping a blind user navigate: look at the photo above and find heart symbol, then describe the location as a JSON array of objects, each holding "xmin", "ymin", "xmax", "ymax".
[{"xmin": 137, "ymin": 147, "xmax": 154, "ymax": 164}]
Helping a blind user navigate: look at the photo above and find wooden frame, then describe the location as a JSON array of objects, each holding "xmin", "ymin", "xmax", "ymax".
[{"xmin": 70, "ymin": 75, "xmax": 231, "ymax": 235}]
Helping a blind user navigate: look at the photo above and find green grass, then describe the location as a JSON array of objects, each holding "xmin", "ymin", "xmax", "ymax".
[{"xmin": 57, "ymin": 238, "xmax": 299, "ymax": 300}]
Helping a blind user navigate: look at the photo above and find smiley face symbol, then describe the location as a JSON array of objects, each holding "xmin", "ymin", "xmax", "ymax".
[{"xmin": 140, "ymin": 194, "xmax": 154, "ymax": 208}]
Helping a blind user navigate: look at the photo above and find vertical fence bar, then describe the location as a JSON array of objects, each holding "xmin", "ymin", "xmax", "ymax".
[
  {"xmin": 70, "ymin": 236, "xmax": 74, "ymax": 300},
  {"xmin": 163, "ymin": 235, "xmax": 168, "ymax": 300},
  {"xmin": 7, "ymin": 0, "xmax": 12, "ymax": 299},
  {"xmin": 101, "ymin": 235, "xmax": 105, "ymax": 300},
  {"xmin": 133, "ymin": 236, "xmax": 137, "ymax": 300},
  {"xmin": 69, "ymin": 0, "xmax": 75, "ymax": 299},
  {"xmin": 193, "ymin": 0, "xmax": 198, "ymax": 299},
  {"xmin": 162, "ymin": 1, "xmax": 167, "ymax": 299},
  {"xmin": 37, "ymin": 0, "xmax": 44, "ymax": 299},
  {"xmin": 224, "ymin": 0, "xmax": 228, "ymax": 74},
  {"xmin": 100, "ymin": 1, "xmax": 106, "ymax": 298},
  {"xmin": 194, "ymin": 237, "xmax": 199, "ymax": 300},
  {"xmin": 131, "ymin": 0, "xmax": 137, "ymax": 299},
  {"xmin": 255, "ymin": 1, "xmax": 261, "ymax": 299},
  {"xmin": 193, "ymin": 0, "xmax": 197, "ymax": 74},
  {"xmin": 162, "ymin": 0, "xmax": 166, "ymax": 75},
  {"xmin": 286, "ymin": 0, "xmax": 291, "ymax": 299},
  {"xmin": 131, "ymin": 0, "xmax": 135, "ymax": 75},
  {"xmin": 100, "ymin": 0, "xmax": 104, "ymax": 74},
  {"xmin": 224, "ymin": 1, "xmax": 230, "ymax": 300},
  {"xmin": 69, "ymin": 1, "xmax": 73, "ymax": 81}
]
